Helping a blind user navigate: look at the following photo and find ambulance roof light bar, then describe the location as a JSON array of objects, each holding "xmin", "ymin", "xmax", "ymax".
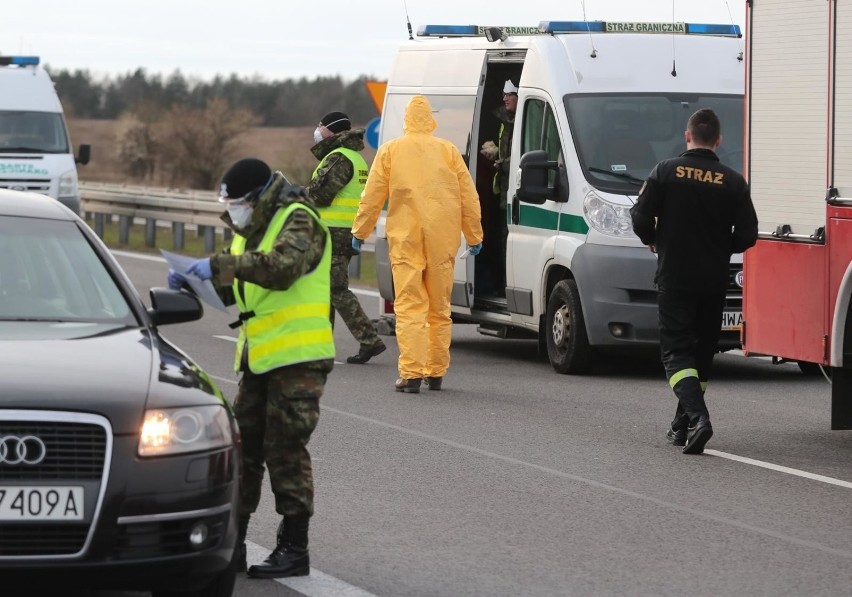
[
  {"xmin": 538, "ymin": 21, "xmax": 741, "ymax": 37},
  {"xmin": 0, "ymin": 55, "xmax": 41, "ymax": 67}
]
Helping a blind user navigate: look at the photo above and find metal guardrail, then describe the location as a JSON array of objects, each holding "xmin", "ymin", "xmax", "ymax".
[
  {"xmin": 79, "ymin": 182, "xmax": 373, "ymax": 276},
  {"xmin": 80, "ymin": 182, "xmax": 226, "ymax": 252}
]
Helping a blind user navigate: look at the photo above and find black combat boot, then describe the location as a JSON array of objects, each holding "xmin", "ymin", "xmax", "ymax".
[
  {"xmin": 683, "ymin": 416, "xmax": 713, "ymax": 455},
  {"xmin": 666, "ymin": 410, "xmax": 689, "ymax": 447},
  {"xmin": 236, "ymin": 516, "xmax": 249, "ymax": 573},
  {"xmin": 247, "ymin": 515, "xmax": 310, "ymax": 579}
]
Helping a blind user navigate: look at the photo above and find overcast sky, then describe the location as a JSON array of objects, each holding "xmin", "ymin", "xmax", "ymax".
[{"xmin": 2, "ymin": 0, "xmax": 746, "ymax": 82}]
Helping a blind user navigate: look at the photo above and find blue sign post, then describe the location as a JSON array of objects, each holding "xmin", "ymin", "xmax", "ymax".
[{"xmin": 365, "ymin": 117, "xmax": 381, "ymax": 149}]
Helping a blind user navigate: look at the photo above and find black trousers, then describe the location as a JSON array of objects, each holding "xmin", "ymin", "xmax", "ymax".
[{"xmin": 658, "ymin": 288, "xmax": 727, "ymax": 423}]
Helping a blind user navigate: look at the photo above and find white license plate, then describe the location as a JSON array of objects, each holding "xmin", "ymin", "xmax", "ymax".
[
  {"xmin": 722, "ymin": 311, "xmax": 743, "ymax": 331},
  {"xmin": 0, "ymin": 486, "xmax": 84, "ymax": 520}
]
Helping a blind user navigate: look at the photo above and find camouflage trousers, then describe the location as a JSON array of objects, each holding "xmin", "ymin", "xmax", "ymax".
[
  {"xmin": 234, "ymin": 365, "xmax": 326, "ymax": 518},
  {"xmin": 331, "ymin": 253, "xmax": 381, "ymax": 347}
]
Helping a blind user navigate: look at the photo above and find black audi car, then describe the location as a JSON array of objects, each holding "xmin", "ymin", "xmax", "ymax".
[{"xmin": 0, "ymin": 190, "xmax": 239, "ymax": 596}]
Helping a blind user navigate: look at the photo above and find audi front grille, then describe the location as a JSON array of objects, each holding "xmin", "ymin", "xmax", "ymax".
[{"xmin": 0, "ymin": 411, "xmax": 112, "ymax": 559}]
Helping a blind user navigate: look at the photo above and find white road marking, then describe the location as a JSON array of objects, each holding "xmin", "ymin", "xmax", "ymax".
[
  {"xmin": 245, "ymin": 541, "xmax": 379, "ymax": 597},
  {"xmin": 317, "ymin": 405, "xmax": 852, "ymax": 560},
  {"xmin": 112, "ymin": 249, "xmax": 165, "ymax": 262},
  {"xmin": 705, "ymin": 450, "xmax": 852, "ymax": 489}
]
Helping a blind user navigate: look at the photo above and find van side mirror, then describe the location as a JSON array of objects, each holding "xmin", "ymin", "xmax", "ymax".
[
  {"xmin": 76, "ymin": 144, "xmax": 91, "ymax": 165},
  {"xmin": 517, "ymin": 150, "xmax": 556, "ymax": 205}
]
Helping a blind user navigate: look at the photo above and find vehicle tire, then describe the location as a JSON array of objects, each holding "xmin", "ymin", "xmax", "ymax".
[
  {"xmin": 545, "ymin": 279, "xmax": 594, "ymax": 374},
  {"xmin": 153, "ymin": 550, "xmax": 237, "ymax": 597},
  {"xmin": 797, "ymin": 361, "xmax": 820, "ymax": 376},
  {"xmin": 797, "ymin": 360, "xmax": 830, "ymax": 377}
]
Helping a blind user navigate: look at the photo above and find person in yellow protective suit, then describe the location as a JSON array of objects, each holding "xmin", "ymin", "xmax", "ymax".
[{"xmin": 352, "ymin": 95, "xmax": 484, "ymax": 393}]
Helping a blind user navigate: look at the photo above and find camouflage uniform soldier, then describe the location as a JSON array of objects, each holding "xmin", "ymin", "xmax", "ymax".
[
  {"xmin": 170, "ymin": 158, "xmax": 334, "ymax": 579},
  {"xmin": 309, "ymin": 111, "xmax": 386, "ymax": 364}
]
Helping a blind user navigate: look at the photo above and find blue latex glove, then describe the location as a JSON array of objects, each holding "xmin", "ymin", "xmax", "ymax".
[
  {"xmin": 351, "ymin": 237, "xmax": 363, "ymax": 254},
  {"xmin": 167, "ymin": 269, "xmax": 187, "ymax": 291},
  {"xmin": 187, "ymin": 258, "xmax": 212, "ymax": 281},
  {"xmin": 468, "ymin": 243, "xmax": 483, "ymax": 257}
]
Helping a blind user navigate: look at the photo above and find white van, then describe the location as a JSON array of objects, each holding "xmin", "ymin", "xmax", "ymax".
[
  {"xmin": 373, "ymin": 21, "xmax": 746, "ymax": 373},
  {"xmin": 0, "ymin": 55, "xmax": 90, "ymax": 214}
]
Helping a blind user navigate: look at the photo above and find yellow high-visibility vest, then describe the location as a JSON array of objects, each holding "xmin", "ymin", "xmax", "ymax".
[
  {"xmin": 230, "ymin": 203, "xmax": 334, "ymax": 373},
  {"xmin": 314, "ymin": 147, "xmax": 368, "ymax": 228}
]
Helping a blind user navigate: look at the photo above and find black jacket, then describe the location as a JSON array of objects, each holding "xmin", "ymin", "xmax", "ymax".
[{"xmin": 630, "ymin": 148, "xmax": 758, "ymax": 293}]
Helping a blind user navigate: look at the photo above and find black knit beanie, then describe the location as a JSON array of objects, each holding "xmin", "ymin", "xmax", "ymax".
[
  {"xmin": 320, "ymin": 111, "xmax": 351, "ymax": 134},
  {"xmin": 219, "ymin": 158, "xmax": 272, "ymax": 200}
]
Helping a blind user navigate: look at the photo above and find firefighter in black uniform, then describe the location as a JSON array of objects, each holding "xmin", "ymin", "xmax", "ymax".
[{"xmin": 630, "ymin": 108, "xmax": 758, "ymax": 454}]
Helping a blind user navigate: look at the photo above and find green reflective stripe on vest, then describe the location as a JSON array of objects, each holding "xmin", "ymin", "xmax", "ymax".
[
  {"xmin": 669, "ymin": 368, "xmax": 699, "ymax": 389},
  {"xmin": 315, "ymin": 147, "xmax": 368, "ymax": 228},
  {"xmin": 700, "ymin": 381, "xmax": 708, "ymax": 392},
  {"xmin": 229, "ymin": 204, "xmax": 334, "ymax": 373}
]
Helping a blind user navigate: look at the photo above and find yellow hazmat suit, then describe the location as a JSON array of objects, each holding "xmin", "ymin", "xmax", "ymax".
[{"xmin": 352, "ymin": 95, "xmax": 483, "ymax": 382}]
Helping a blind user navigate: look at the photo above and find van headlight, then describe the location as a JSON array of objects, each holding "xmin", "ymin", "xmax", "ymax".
[
  {"xmin": 139, "ymin": 405, "xmax": 233, "ymax": 456},
  {"xmin": 583, "ymin": 191, "xmax": 637, "ymax": 238},
  {"xmin": 58, "ymin": 168, "xmax": 79, "ymax": 199}
]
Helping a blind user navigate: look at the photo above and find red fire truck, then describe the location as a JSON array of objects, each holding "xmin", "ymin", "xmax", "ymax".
[{"xmin": 742, "ymin": 0, "xmax": 852, "ymax": 429}]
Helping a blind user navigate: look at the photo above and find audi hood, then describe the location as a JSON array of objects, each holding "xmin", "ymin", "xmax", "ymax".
[{"xmin": 0, "ymin": 323, "xmax": 221, "ymax": 433}]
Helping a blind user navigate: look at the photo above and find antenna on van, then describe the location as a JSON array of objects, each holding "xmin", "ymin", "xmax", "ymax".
[
  {"xmin": 670, "ymin": 0, "xmax": 678, "ymax": 76},
  {"xmin": 724, "ymin": 0, "xmax": 745, "ymax": 60},
  {"xmin": 403, "ymin": 0, "xmax": 414, "ymax": 40},
  {"xmin": 579, "ymin": 0, "xmax": 598, "ymax": 57}
]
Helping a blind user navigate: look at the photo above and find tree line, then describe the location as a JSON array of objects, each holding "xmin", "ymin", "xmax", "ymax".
[{"xmin": 47, "ymin": 67, "xmax": 379, "ymax": 126}]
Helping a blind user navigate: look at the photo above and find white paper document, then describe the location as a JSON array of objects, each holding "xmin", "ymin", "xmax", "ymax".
[{"xmin": 160, "ymin": 249, "xmax": 230, "ymax": 314}]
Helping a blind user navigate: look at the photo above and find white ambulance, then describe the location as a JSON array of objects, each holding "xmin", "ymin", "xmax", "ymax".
[
  {"xmin": 0, "ymin": 55, "xmax": 90, "ymax": 214},
  {"xmin": 373, "ymin": 20, "xmax": 746, "ymax": 373}
]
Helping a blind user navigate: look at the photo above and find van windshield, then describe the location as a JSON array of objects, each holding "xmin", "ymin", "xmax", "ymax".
[
  {"xmin": 0, "ymin": 111, "xmax": 70, "ymax": 154},
  {"xmin": 564, "ymin": 94, "xmax": 744, "ymax": 195}
]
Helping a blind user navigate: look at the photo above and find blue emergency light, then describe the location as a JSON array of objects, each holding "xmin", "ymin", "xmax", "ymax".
[
  {"xmin": 539, "ymin": 21, "xmax": 741, "ymax": 37},
  {"xmin": 0, "ymin": 55, "xmax": 40, "ymax": 66},
  {"xmin": 417, "ymin": 25, "xmax": 479, "ymax": 37}
]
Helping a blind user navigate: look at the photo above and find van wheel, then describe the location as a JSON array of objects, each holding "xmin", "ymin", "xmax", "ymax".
[{"xmin": 546, "ymin": 279, "xmax": 594, "ymax": 374}]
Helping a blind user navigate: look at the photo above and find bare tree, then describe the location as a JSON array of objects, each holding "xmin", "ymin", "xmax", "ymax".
[
  {"xmin": 115, "ymin": 102, "xmax": 160, "ymax": 180},
  {"xmin": 158, "ymin": 99, "xmax": 259, "ymax": 189}
]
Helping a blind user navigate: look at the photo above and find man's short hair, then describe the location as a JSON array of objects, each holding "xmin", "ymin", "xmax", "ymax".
[{"xmin": 687, "ymin": 108, "xmax": 721, "ymax": 146}]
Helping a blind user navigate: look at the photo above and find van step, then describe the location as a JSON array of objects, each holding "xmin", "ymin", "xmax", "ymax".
[{"xmin": 477, "ymin": 325, "xmax": 508, "ymax": 338}]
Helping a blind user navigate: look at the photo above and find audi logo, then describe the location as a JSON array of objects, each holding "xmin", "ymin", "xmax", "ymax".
[{"xmin": 0, "ymin": 435, "xmax": 47, "ymax": 465}]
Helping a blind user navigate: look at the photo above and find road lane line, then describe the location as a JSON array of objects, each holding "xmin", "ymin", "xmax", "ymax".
[
  {"xmin": 112, "ymin": 249, "xmax": 165, "ymax": 262},
  {"xmin": 210, "ymin": 369, "xmax": 852, "ymax": 559},
  {"xmin": 246, "ymin": 541, "xmax": 378, "ymax": 596},
  {"xmin": 705, "ymin": 449, "xmax": 852, "ymax": 489},
  {"xmin": 317, "ymin": 405, "xmax": 852, "ymax": 560}
]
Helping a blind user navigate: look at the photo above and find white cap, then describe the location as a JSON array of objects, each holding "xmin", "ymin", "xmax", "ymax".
[{"xmin": 503, "ymin": 79, "xmax": 519, "ymax": 94}]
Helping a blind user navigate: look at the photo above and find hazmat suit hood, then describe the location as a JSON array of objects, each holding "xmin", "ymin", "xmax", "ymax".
[{"xmin": 403, "ymin": 95, "xmax": 438, "ymax": 135}]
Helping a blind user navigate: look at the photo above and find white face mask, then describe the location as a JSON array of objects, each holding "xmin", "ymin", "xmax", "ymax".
[
  {"xmin": 313, "ymin": 127, "xmax": 324, "ymax": 144},
  {"xmin": 227, "ymin": 203, "xmax": 254, "ymax": 229}
]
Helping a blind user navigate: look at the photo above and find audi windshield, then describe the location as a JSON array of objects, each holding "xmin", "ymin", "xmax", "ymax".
[
  {"xmin": 564, "ymin": 94, "xmax": 744, "ymax": 195},
  {"xmin": 0, "ymin": 216, "xmax": 135, "ymax": 327}
]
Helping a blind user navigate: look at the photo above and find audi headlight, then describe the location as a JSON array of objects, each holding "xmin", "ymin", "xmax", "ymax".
[
  {"xmin": 58, "ymin": 168, "xmax": 79, "ymax": 199},
  {"xmin": 583, "ymin": 191, "xmax": 637, "ymax": 238},
  {"xmin": 139, "ymin": 405, "xmax": 233, "ymax": 456}
]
